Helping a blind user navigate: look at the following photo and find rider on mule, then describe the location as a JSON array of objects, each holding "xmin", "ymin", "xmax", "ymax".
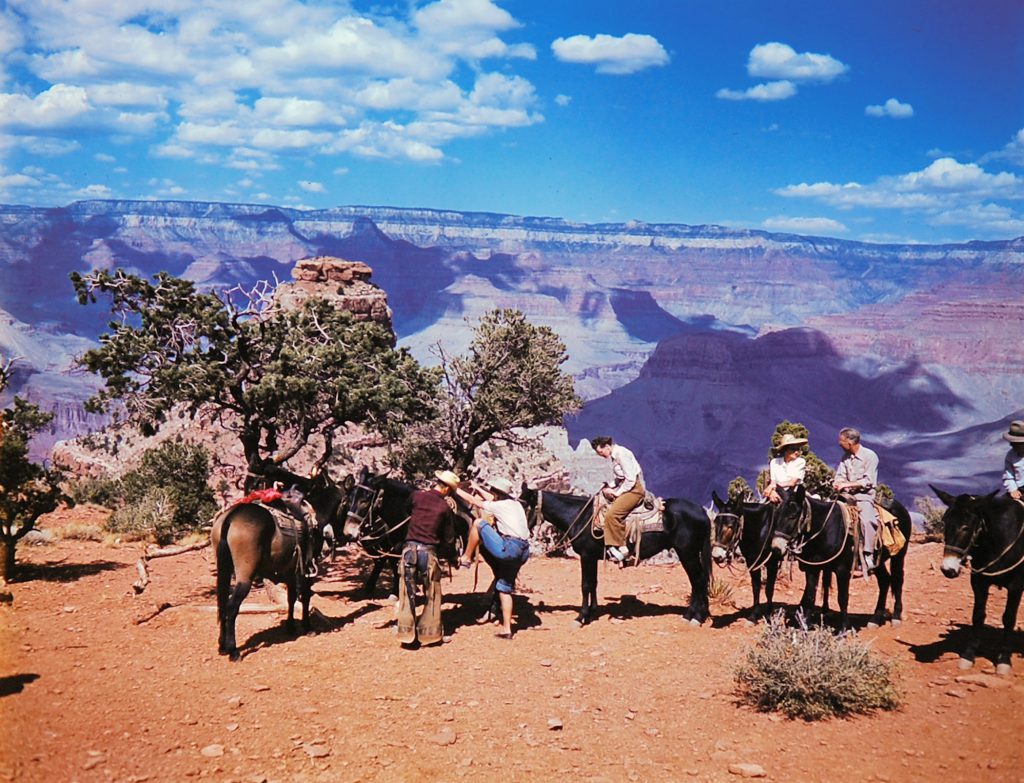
[
  {"xmin": 396, "ymin": 469, "xmax": 459, "ymax": 647},
  {"xmin": 591, "ymin": 435, "xmax": 645, "ymax": 565},
  {"xmin": 1002, "ymin": 420, "xmax": 1024, "ymax": 501},
  {"xmin": 832, "ymin": 427, "xmax": 880, "ymax": 573},
  {"xmin": 455, "ymin": 476, "xmax": 531, "ymax": 639},
  {"xmin": 763, "ymin": 433, "xmax": 807, "ymax": 504}
]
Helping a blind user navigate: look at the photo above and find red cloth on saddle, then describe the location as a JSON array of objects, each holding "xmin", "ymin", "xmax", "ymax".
[{"xmin": 237, "ymin": 488, "xmax": 283, "ymax": 506}]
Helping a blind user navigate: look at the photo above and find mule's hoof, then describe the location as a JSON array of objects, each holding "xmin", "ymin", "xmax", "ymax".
[
  {"xmin": 891, "ymin": 618, "xmax": 902, "ymax": 627},
  {"xmin": 228, "ymin": 651, "xmax": 240, "ymax": 662},
  {"xmin": 571, "ymin": 619, "xmax": 583, "ymax": 629},
  {"xmin": 688, "ymin": 618, "xmax": 701, "ymax": 627},
  {"xmin": 958, "ymin": 657, "xmax": 975, "ymax": 670},
  {"xmin": 996, "ymin": 663, "xmax": 1012, "ymax": 677},
  {"xmin": 866, "ymin": 621, "xmax": 880, "ymax": 630}
]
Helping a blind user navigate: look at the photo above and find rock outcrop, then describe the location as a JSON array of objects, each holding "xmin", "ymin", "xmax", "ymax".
[{"xmin": 275, "ymin": 257, "xmax": 394, "ymax": 339}]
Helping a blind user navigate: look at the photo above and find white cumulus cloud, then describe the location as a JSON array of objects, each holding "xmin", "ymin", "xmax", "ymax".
[
  {"xmin": 865, "ymin": 98, "xmax": 913, "ymax": 118},
  {"xmin": 298, "ymin": 180, "xmax": 324, "ymax": 193},
  {"xmin": 551, "ymin": 33, "xmax": 669, "ymax": 75},
  {"xmin": 716, "ymin": 80, "xmax": 796, "ymax": 102},
  {"xmin": 747, "ymin": 42, "xmax": 848, "ymax": 82},
  {"xmin": 0, "ymin": 83, "xmax": 91, "ymax": 129}
]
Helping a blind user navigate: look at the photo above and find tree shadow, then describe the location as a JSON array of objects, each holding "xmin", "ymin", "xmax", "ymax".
[
  {"xmin": 0, "ymin": 673, "xmax": 40, "ymax": 698},
  {"xmin": 15, "ymin": 560, "xmax": 125, "ymax": 583}
]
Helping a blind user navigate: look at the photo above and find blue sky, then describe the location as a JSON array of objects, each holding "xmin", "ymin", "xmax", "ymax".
[{"xmin": 0, "ymin": 0, "xmax": 1022, "ymax": 243}]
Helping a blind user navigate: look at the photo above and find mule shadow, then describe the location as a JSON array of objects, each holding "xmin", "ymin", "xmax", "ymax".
[
  {"xmin": 902, "ymin": 623, "xmax": 1023, "ymax": 669},
  {"xmin": 236, "ymin": 601, "xmax": 387, "ymax": 659},
  {"xmin": 442, "ymin": 591, "xmax": 544, "ymax": 637},
  {"xmin": 528, "ymin": 593, "xmax": 697, "ymax": 624},
  {"xmin": 15, "ymin": 560, "xmax": 124, "ymax": 583},
  {"xmin": 0, "ymin": 673, "xmax": 40, "ymax": 697}
]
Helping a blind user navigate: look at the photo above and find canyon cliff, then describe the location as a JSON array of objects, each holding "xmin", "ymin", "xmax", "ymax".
[{"xmin": 1, "ymin": 200, "xmax": 1021, "ymax": 504}]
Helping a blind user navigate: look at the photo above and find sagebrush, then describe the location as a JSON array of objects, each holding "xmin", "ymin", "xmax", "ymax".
[{"xmin": 735, "ymin": 612, "xmax": 901, "ymax": 720}]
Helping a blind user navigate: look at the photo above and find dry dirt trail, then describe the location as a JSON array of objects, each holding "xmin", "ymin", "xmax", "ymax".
[{"xmin": 1, "ymin": 510, "xmax": 1023, "ymax": 783}]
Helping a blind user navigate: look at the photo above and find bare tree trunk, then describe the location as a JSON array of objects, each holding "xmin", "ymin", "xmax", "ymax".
[{"xmin": 0, "ymin": 536, "xmax": 15, "ymax": 583}]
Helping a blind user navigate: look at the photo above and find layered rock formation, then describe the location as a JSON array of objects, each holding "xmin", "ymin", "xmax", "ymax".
[{"xmin": 1, "ymin": 199, "xmax": 1020, "ymax": 501}]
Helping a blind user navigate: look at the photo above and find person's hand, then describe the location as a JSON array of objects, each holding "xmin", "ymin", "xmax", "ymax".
[
  {"xmin": 1012, "ymin": 490, "xmax": 1022, "ymax": 501},
  {"xmin": 602, "ymin": 488, "xmax": 615, "ymax": 500}
]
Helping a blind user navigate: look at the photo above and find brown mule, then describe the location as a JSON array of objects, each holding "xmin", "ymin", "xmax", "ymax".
[{"xmin": 211, "ymin": 502, "xmax": 318, "ymax": 661}]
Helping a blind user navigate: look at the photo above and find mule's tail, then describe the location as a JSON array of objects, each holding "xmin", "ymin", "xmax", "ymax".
[{"xmin": 215, "ymin": 509, "xmax": 235, "ymax": 624}]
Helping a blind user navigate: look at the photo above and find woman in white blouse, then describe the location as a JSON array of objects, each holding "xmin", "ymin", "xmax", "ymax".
[{"xmin": 763, "ymin": 433, "xmax": 807, "ymax": 504}]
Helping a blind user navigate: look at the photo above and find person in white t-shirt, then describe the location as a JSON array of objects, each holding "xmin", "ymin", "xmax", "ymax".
[
  {"xmin": 455, "ymin": 477, "xmax": 531, "ymax": 638},
  {"xmin": 763, "ymin": 433, "xmax": 808, "ymax": 504}
]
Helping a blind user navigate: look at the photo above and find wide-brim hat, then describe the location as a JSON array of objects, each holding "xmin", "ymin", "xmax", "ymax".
[
  {"xmin": 486, "ymin": 476, "xmax": 516, "ymax": 497},
  {"xmin": 434, "ymin": 469, "xmax": 461, "ymax": 489},
  {"xmin": 1004, "ymin": 420, "xmax": 1024, "ymax": 443},
  {"xmin": 774, "ymin": 433, "xmax": 808, "ymax": 452}
]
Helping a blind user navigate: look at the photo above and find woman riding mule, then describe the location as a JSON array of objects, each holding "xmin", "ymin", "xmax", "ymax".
[{"xmin": 519, "ymin": 484, "xmax": 710, "ymax": 627}]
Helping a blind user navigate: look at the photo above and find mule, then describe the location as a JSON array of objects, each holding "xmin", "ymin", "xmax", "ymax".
[
  {"xmin": 710, "ymin": 491, "xmax": 782, "ymax": 623},
  {"xmin": 932, "ymin": 486, "xmax": 1024, "ymax": 675},
  {"xmin": 771, "ymin": 485, "xmax": 856, "ymax": 629},
  {"xmin": 211, "ymin": 496, "xmax": 322, "ymax": 661},
  {"xmin": 341, "ymin": 468, "xmax": 464, "ymax": 596},
  {"xmin": 518, "ymin": 486, "xmax": 711, "ymax": 627}
]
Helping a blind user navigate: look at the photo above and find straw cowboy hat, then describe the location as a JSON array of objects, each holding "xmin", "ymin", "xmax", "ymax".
[
  {"xmin": 774, "ymin": 433, "xmax": 808, "ymax": 452},
  {"xmin": 1003, "ymin": 420, "xmax": 1024, "ymax": 444},
  {"xmin": 486, "ymin": 477, "xmax": 516, "ymax": 497},
  {"xmin": 434, "ymin": 469, "xmax": 461, "ymax": 490}
]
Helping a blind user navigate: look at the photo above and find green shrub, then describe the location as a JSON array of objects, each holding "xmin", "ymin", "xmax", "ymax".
[
  {"xmin": 735, "ymin": 613, "xmax": 901, "ymax": 720},
  {"xmin": 65, "ymin": 475, "xmax": 122, "ymax": 508},
  {"xmin": 108, "ymin": 487, "xmax": 179, "ymax": 544},
  {"xmin": 104, "ymin": 439, "xmax": 217, "ymax": 544}
]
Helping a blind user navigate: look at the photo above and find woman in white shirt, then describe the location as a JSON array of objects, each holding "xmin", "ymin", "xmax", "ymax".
[
  {"xmin": 763, "ymin": 433, "xmax": 807, "ymax": 504},
  {"xmin": 455, "ymin": 477, "xmax": 531, "ymax": 638}
]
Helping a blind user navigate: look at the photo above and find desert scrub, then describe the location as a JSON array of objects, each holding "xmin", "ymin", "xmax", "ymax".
[
  {"xmin": 735, "ymin": 612, "xmax": 901, "ymax": 720},
  {"xmin": 57, "ymin": 522, "xmax": 105, "ymax": 542},
  {"xmin": 709, "ymin": 575, "xmax": 735, "ymax": 609}
]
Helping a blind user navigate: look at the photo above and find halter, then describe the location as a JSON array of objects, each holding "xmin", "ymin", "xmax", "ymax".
[
  {"xmin": 345, "ymin": 482, "xmax": 409, "ymax": 557},
  {"xmin": 947, "ymin": 503, "xmax": 1024, "ymax": 577},
  {"xmin": 711, "ymin": 511, "xmax": 743, "ymax": 563}
]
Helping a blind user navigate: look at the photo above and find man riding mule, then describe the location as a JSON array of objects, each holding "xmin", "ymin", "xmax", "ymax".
[{"xmin": 832, "ymin": 427, "xmax": 882, "ymax": 574}]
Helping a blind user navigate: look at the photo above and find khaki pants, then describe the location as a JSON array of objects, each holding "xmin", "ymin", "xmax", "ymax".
[
  {"xmin": 603, "ymin": 483, "xmax": 645, "ymax": 548},
  {"xmin": 396, "ymin": 543, "xmax": 444, "ymax": 645}
]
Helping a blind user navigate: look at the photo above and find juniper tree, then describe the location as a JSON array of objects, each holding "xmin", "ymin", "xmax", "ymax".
[
  {"xmin": 0, "ymin": 367, "xmax": 64, "ymax": 581},
  {"xmin": 396, "ymin": 308, "xmax": 582, "ymax": 477},
  {"xmin": 71, "ymin": 269, "xmax": 439, "ymax": 490}
]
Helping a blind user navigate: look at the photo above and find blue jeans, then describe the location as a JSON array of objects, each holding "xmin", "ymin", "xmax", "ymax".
[{"xmin": 476, "ymin": 521, "xmax": 530, "ymax": 594}]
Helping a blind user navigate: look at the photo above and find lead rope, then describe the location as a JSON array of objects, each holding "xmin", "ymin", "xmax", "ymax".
[{"xmin": 792, "ymin": 500, "xmax": 851, "ymax": 568}]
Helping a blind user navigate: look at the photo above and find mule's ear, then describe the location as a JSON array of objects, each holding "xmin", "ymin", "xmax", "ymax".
[
  {"xmin": 343, "ymin": 473, "xmax": 356, "ymax": 491},
  {"xmin": 711, "ymin": 490, "xmax": 726, "ymax": 510},
  {"xmin": 930, "ymin": 484, "xmax": 955, "ymax": 507}
]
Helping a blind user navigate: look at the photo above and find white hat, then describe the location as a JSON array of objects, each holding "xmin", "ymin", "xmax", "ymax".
[
  {"xmin": 486, "ymin": 477, "xmax": 516, "ymax": 497},
  {"xmin": 774, "ymin": 433, "xmax": 808, "ymax": 452}
]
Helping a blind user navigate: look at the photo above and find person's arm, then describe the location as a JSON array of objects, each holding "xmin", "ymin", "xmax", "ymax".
[
  {"xmin": 862, "ymin": 450, "xmax": 878, "ymax": 491},
  {"xmin": 1004, "ymin": 452, "xmax": 1023, "ymax": 497}
]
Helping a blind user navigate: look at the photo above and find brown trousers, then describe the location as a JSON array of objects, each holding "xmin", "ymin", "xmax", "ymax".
[
  {"xmin": 603, "ymin": 483, "xmax": 646, "ymax": 548},
  {"xmin": 396, "ymin": 543, "xmax": 444, "ymax": 645}
]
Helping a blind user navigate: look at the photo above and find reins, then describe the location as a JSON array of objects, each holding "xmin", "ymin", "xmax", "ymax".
[
  {"xmin": 534, "ymin": 490, "xmax": 602, "ymax": 553},
  {"xmin": 787, "ymin": 499, "xmax": 850, "ymax": 567}
]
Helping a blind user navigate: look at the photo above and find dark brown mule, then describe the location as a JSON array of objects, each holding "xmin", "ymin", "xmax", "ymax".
[{"xmin": 212, "ymin": 500, "xmax": 319, "ymax": 661}]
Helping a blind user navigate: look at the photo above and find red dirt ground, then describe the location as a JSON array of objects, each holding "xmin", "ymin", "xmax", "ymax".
[{"xmin": 2, "ymin": 508, "xmax": 1023, "ymax": 783}]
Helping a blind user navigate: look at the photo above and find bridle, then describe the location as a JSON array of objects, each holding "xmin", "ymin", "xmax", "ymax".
[
  {"xmin": 711, "ymin": 510, "xmax": 743, "ymax": 564},
  {"xmin": 945, "ymin": 502, "xmax": 1024, "ymax": 577},
  {"xmin": 345, "ymin": 481, "xmax": 409, "ymax": 554},
  {"xmin": 775, "ymin": 496, "xmax": 849, "ymax": 567},
  {"xmin": 527, "ymin": 489, "xmax": 599, "ymax": 553}
]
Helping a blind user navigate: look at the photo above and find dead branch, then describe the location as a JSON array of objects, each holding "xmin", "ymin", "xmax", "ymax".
[
  {"xmin": 132, "ymin": 540, "xmax": 212, "ymax": 594},
  {"xmin": 134, "ymin": 601, "xmax": 173, "ymax": 625}
]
